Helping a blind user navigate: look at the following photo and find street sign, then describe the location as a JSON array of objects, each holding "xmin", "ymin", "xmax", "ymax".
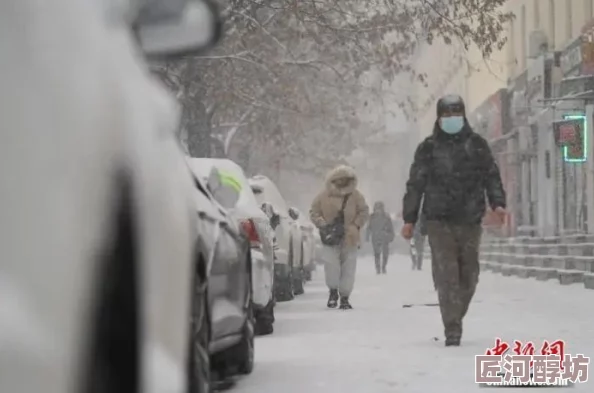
[{"xmin": 553, "ymin": 114, "xmax": 587, "ymax": 162}]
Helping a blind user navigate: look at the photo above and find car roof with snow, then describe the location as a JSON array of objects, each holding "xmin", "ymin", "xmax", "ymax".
[
  {"xmin": 248, "ymin": 175, "xmax": 289, "ymax": 216},
  {"xmin": 186, "ymin": 158, "xmax": 266, "ymax": 220}
]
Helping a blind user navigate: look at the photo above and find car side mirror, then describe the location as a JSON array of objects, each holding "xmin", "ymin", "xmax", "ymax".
[
  {"xmin": 261, "ymin": 202, "xmax": 275, "ymax": 217},
  {"xmin": 288, "ymin": 207, "xmax": 299, "ymax": 221},
  {"xmin": 270, "ymin": 214, "xmax": 281, "ymax": 230},
  {"xmin": 135, "ymin": 0, "xmax": 221, "ymax": 60},
  {"xmin": 261, "ymin": 203, "xmax": 280, "ymax": 229}
]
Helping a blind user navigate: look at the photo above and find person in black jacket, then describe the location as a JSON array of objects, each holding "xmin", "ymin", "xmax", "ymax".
[{"xmin": 401, "ymin": 94, "xmax": 507, "ymax": 347}]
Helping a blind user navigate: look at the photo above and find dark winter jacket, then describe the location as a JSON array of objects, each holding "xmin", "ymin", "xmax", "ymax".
[
  {"xmin": 366, "ymin": 202, "xmax": 395, "ymax": 245},
  {"xmin": 402, "ymin": 121, "xmax": 506, "ymax": 225}
]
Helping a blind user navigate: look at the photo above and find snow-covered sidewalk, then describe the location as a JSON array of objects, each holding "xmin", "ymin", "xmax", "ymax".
[{"xmin": 235, "ymin": 253, "xmax": 594, "ymax": 392}]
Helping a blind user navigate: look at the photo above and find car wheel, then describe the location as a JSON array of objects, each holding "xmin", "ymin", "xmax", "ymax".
[
  {"xmin": 82, "ymin": 176, "xmax": 139, "ymax": 393},
  {"xmin": 274, "ymin": 242, "xmax": 294, "ymax": 301},
  {"xmin": 189, "ymin": 270, "xmax": 211, "ymax": 393},
  {"xmin": 254, "ymin": 299, "xmax": 274, "ymax": 336},
  {"xmin": 292, "ymin": 243, "xmax": 305, "ymax": 295},
  {"xmin": 275, "ymin": 264, "xmax": 294, "ymax": 301},
  {"xmin": 235, "ymin": 254, "xmax": 255, "ymax": 374},
  {"xmin": 293, "ymin": 269, "xmax": 305, "ymax": 295},
  {"xmin": 304, "ymin": 268, "xmax": 312, "ymax": 281}
]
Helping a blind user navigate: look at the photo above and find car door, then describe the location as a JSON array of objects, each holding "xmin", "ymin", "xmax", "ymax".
[
  {"xmin": 223, "ymin": 214, "xmax": 251, "ymax": 312},
  {"xmin": 208, "ymin": 211, "xmax": 249, "ymax": 345}
]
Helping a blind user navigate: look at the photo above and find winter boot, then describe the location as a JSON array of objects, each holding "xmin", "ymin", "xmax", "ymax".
[
  {"xmin": 445, "ymin": 337, "xmax": 461, "ymax": 347},
  {"xmin": 327, "ymin": 289, "xmax": 339, "ymax": 308},
  {"xmin": 339, "ymin": 296, "xmax": 353, "ymax": 310},
  {"xmin": 374, "ymin": 256, "xmax": 381, "ymax": 274}
]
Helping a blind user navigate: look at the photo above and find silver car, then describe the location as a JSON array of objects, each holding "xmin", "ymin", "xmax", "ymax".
[
  {"xmin": 249, "ymin": 175, "xmax": 304, "ymax": 300},
  {"xmin": 0, "ymin": 1, "xmax": 220, "ymax": 393},
  {"xmin": 187, "ymin": 159, "xmax": 276, "ymax": 336}
]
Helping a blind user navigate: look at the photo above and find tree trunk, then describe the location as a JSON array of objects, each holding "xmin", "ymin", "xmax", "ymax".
[{"xmin": 186, "ymin": 101, "xmax": 211, "ymax": 157}]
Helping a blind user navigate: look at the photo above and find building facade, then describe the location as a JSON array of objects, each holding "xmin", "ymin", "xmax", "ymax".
[{"xmin": 411, "ymin": 0, "xmax": 594, "ymax": 237}]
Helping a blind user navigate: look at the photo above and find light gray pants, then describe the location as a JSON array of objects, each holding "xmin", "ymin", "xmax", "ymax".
[{"xmin": 320, "ymin": 245, "xmax": 358, "ymax": 297}]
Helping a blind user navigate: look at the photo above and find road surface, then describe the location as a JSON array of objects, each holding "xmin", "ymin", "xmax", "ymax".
[{"xmin": 235, "ymin": 253, "xmax": 594, "ymax": 392}]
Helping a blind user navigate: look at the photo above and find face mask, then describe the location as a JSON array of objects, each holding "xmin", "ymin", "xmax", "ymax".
[{"xmin": 439, "ymin": 116, "xmax": 464, "ymax": 134}]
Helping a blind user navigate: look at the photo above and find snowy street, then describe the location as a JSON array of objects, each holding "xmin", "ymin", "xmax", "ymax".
[{"xmin": 236, "ymin": 253, "xmax": 594, "ymax": 392}]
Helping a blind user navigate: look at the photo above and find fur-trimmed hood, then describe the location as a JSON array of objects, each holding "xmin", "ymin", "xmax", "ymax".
[
  {"xmin": 373, "ymin": 201, "xmax": 385, "ymax": 212},
  {"xmin": 325, "ymin": 165, "xmax": 358, "ymax": 196}
]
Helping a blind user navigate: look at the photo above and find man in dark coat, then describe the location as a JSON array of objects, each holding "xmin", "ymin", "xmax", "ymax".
[
  {"xmin": 400, "ymin": 94, "xmax": 507, "ymax": 347},
  {"xmin": 366, "ymin": 201, "xmax": 395, "ymax": 274}
]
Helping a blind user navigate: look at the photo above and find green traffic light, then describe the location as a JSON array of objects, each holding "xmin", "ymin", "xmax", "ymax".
[{"xmin": 561, "ymin": 114, "xmax": 587, "ymax": 163}]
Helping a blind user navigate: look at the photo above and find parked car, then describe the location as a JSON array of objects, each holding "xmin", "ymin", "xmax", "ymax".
[
  {"xmin": 287, "ymin": 207, "xmax": 307, "ymax": 293},
  {"xmin": 289, "ymin": 207, "xmax": 317, "ymax": 281},
  {"xmin": 314, "ymin": 231, "xmax": 325, "ymax": 265},
  {"xmin": 187, "ymin": 168, "xmax": 255, "ymax": 382},
  {"xmin": 187, "ymin": 158, "xmax": 276, "ymax": 336},
  {"xmin": 249, "ymin": 175, "xmax": 304, "ymax": 299},
  {"xmin": 0, "ymin": 2, "xmax": 221, "ymax": 393}
]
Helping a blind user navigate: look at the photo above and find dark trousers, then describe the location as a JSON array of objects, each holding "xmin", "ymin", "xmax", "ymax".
[
  {"xmin": 372, "ymin": 242, "xmax": 390, "ymax": 273},
  {"xmin": 426, "ymin": 221, "xmax": 482, "ymax": 340}
]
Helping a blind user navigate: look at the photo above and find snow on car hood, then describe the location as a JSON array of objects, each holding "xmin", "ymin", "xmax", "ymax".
[{"xmin": 185, "ymin": 158, "xmax": 266, "ymax": 220}]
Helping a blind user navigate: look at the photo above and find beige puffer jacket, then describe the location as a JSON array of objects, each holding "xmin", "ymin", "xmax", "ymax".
[{"xmin": 309, "ymin": 165, "xmax": 369, "ymax": 248}]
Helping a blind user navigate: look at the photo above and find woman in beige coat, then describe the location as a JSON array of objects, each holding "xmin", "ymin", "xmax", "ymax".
[{"xmin": 310, "ymin": 165, "xmax": 369, "ymax": 309}]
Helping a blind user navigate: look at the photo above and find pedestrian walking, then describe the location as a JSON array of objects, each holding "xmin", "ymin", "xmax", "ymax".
[
  {"xmin": 366, "ymin": 201, "xmax": 395, "ymax": 274},
  {"xmin": 310, "ymin": 165, "xmax": 369, "ymax": 310},
  {"xmin": 410, "ymin": 211, "xmax": 427, "ymax": 270},
  {"xmin": 401, "ymin": 94, "xmax": 506, "ymax": 346}
]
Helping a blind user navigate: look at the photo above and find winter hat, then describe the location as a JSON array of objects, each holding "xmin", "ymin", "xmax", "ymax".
[{"xmin": 436, "ymin": 94, "xmax": 466, "ymax": 117}]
